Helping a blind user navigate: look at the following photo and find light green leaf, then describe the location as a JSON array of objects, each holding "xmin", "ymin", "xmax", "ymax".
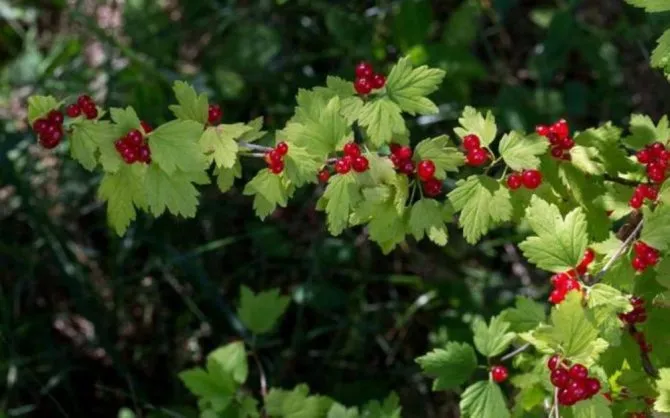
[
  {"xmin": 655, "ymin": 368, "xmax": 670, "ymax": 412},
  {"xmin": 365, "ymin": 200, "xmax": 407, "ymax": 254},
  {"xmin": 324, "ymin": 76, "xmax": 356, "ymax": 98},
  {"xmin": 98, "ymin": 165, "xmax": 147, "ymax": 235},
  {"xmin": 454, "ymin": 106, "xmax": 497, "ymax": 146},
  {"xmin": 327, "ymin": 404, "xmax": 359, "ymax": 418},
  {"xmin": 413, "ymin": 135, "xmax": 464, "ymax": 179},
  {"xmin": 215, "ymin": 161, "xmax": 242, "ymax": 193},
  {"xmin": 549, "ymin": 292, "xmax": 600, "ymax": 359},
  {"xmin": 587, "ymin": 284, "xmax": 632, "ymax": 312},
  {"xmin": 503, "ymin": 297, "xmax": 546, "ymax": 333},
  {"xmin": 283, "ymin": 145, "xmax": 322, "ymax": 187},
  {"xmin": 70, "ymin": 119, "xmax": 120, "ymax": 171},
  {"xmin": 243, "ymin": 169, "xmax": 290, "ymax": 219},
  {"xmin": 416, "ymin": 342, "xmax": 477, "ymax": 390},
  {"xmin": 358, "ymin": 97, "xmax": 407, "ymax": 146},
  {"xmin": 472, "ymin": 315, "xmax": 516, "ymax": 358},
  {"xmin": 178, "ymin": 368, "xmax": 235, "ymax": 407},
  {"xmin": 237, "ymin": 286, "xmax": 290, "ymax": 334},
  {"xmin": 340, "ymin": 96, "xmax": 365, "ymax": 125},
  {"xmin": 291, "ymin": 96, "xmax": 352, "ymax": 155},
  {"xmin": 238, "ymin": 117, "xmax": 267, "ymax": 143},
  {"xmin": 265, "ymin": 385, "xmax": 334, "ymax": 418},
  {"xmin": 651, "ymin": 29, "xmax": 670, "ymax": 75},
  {"xmin": 624, "ymin": 114, "xmax": 670, "ymax": 149},
  {"xmin": 144, "ymin": 164, "xmax": 204, "ymax": 218},
  {"xmin": 385, "ymin": 56, "xmax": 446, "ymax": 115},
  {"xmin": 322, "ymin": 173, "xmax": 362, "ymax": 235},
  {"xmin": 149, "ymin": 120, "xmax": 207, "ymax": 175},
  {"xmin": 448, "ymin": 175, "xmax": 512, "ymax": 244},
  {"xmin": 571, "ymin": 395, "xmax": 613, "ymax": 418},
  {"xmin": 207, "ymin": 341, "xmax": 248, "ymax": 385},
  {"xmin": 199, "ymin": 124, "xmax": 249, "ymax": 168},
  {"xmin": 407, "ymin": 198, "xmax": 449, "ymax": 246},
  {"xmin": 169, "ymin": 81, "xmax": 209, "ymax": 124},
  {"xmin": 518, "ymin": 196, "xmax": 588, "ymax": 272},
  {"xmin": 110, "ymin": 107, "xmax": 142, "ymax": 135},
  {"xmin": 625, "ymin": 0, "xmax": 670, "ymax": 12},
  {"xmin": 641, "ymin": 205, "xmax": 670, "ymax": 251},
  {"xmin": 499, "ymin": 132, "xmax": 548, "ymax": 171},
  {"xmin": 459, "ymin": 380, "xmax": 510, "ymax": 418},
  {"xmin": 27, "ymin": 95, "xmax": 59, "ymax": 122},
  {"xmin": 361, "ymin": 393, "xmax": 402, "ymax": 418}
]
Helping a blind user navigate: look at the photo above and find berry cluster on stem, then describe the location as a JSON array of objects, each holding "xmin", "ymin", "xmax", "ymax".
[
  {"xmin": 631, "ymin": 241, "xmax": 659, "ymax": 272},
  {"xmin": 353, "ymin": 61, "xmax": 386, "ymax": 95},
  {"xmin": 462, "ymin": 134, "xmax": 489, "ymax": 166},
  {"xmin": 636, "ymin": 142, "xmax": 670, "ymax": 184},
  {"xmin": 115, "ymin": 124, "xmax": 153, "ymax": 164},
  {"xmin": 506, "ymin": 170, "xmax": 543, "ymax": 190},
  {"xmin": 619, "ymin": 296, "xmax": 647, "ymax": 325},
  {"xmin": 548, "ymin": 249, "xmax": 593, "ymax": 304},
  {"xmin": 629, "ymin": 184, "xmax": 658, "ymax": 209},
  {"xmin": 536, "ymin": 119, "xmax": 573, "ymax": 160},
  {"xmin": 264, "ymin": 141, "xmax": 289, "ymax": 174},
  {"xmin": 333, "ymin": 142, "xmax": 369, "ymax": 174},
  {"xmin": 32, "ymin": 110, "xmax": 65, "ymax": 149},
  {"xmin": 547, "ymin": 355, "xmax": 601, "ymax": 406}
]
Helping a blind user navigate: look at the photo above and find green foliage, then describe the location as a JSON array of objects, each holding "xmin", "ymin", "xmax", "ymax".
[
  {"xmin": 502, "ymin": 297, "xmax": 546, "ymax": 333},
  {"xmin": 413, "ymin": 135, "xmax": 464, "ymax": 179},
  {"xmin": 237, "ymin": 286, "xmax": 290, "ymax": 335},
  {"xmin": 454, "ymin": 106, "xmax": 497, "ymax": 146},
  {"xmin": 655, "ymin": 368, "xmax": 670, "ymax": 412},
  {"xmin": 416, "ymin": 342, "xmax": 477, "ymax": 390},
  {"xmin": 384, "ymin": 57, "xmax": 446, "ymax": 115},
  {"xmin": 149, "ymin": 120, "xmax": 207, "ymax": 175},
  {"xmin": 641, "ymin": 205, "xmax": 670, "ymax": 251},
  {"xmin": 243, "ymin": 169, "xmax": 291, "ymax": 219},
  {"xmin": 321, "ymin": 173, "xmax": 362, "ymax": 235},
  {"xmin": 459, "ymin": 380, "xmax": 510, "ymax": 418},
  {"xmin": 407, "ymin": 198, "xmax": 449, "ymax": 246},
  {"xmin": 498, "ymin": 132, "xmax": 548, "ymax": 171},
  {"xmin": 169, "ymin": 81, "xmax": 209, "ymax": 124},
  {"xmin": 472, "ymin": 315, "xmax": 516, "ymax": 358},
  {"xmin": 26, "ymin": 95, "xmax": 60, "ymax": 122},
  {"xmin": 97, "ymin": 165, "xmax": 147, "ymax": 235},
  {"xmin": 265, "ymin": 385, "xmax": 334, "ymax": 418}
]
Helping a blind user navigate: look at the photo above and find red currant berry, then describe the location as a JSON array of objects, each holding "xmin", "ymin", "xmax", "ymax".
[
  {"xmin": 417, "ymin": 160, "xmax": 436, "ymax": 181},
  {"xmin": 352, "ymin": 156, "xmax": 369, "ymax": 172},
  {"xmin": 354, "ymin": 77, "xmax": 372, "ymax": 95},
  {"xmin": 423, "ymin": 178, "xmax": 443, "ymax": 197},
  {"xmin": 269, "ymin": 160, "xmax": 284, "ymax": 174},
  {"xmin": 47, "ymin": 110, "xmax": 64, "ymax": 125},
  {"xmin": 550, "ymin": 368, "xmax": 570, "ymax": 388},
  {"xmin": 568, "ymin": 364, "xmax": 588, "ymax": 380},
  {"xmin": 66, "ymin": 104, "xmax": 81, "ymax": 118},
  {"xmin": 318, "ymin": 168, "xmax": 330, "ymax": 183},
  {"xmin": 268, "ymin": 149, "xmax": 283, "ymax": 164},
  {"xmin": 564, "ymin": 279, "xmax": 581, "ymax": 292},
  {"xmin": 547, "ymin": 355, "xmax": 560, "ymax": 370},
  {"xmin": 370, "ymin": 73, "xmax": 386, "ymax": 89},
  {"xmin": 208, "ymin": 104, "xmax": 223, "ymax": 124},
  {"xmin": 629, "ymin": 195, "xmax": 643, "ymax": 209},
  {"xmin": 396, "ymin": 146, "xmax": 413, "ymax": 161},
  {"xmin": 581, "ymin": 248, "xmax": 595, "ymax": 266},
  {"xmin": 549, "ymin": 289, "xmax": 565, "ymax": 304},
  {"xmin": 121, "ymin": 147, "xmax": 138, "ymax": 164},
  {"xmin": 645, "ymin": 186, "xmax": 658, "ymax": 200},
  {"xmin": 568, "ymin": 379, "xmax": 587, "ymax": 401},
  {"xmin": 389, "ymin": 143, "xmax": 402, "ymax": 155},
  {"xmin": 651, "ymin": 142, "xmax": 665, "ymax": 155},
  {"xmin": 558, "ymin": 388, "xmax": 578, "ymax": 406},
  {"xmin": 648, "ymin": 165, "xmax": 667, "ymax": 183},
  {"xmin": 466, "ymin": 148, "xmax": 489, "ymax": 166},
  {"xmin": 561, "ymin": 137, "xmax": 575, "ymax": 149},
  {"xmin": 584, "ymin": 378, "xmax": 601, "ymax": 397},
  {"xmin": 634, "ymin": 241, "xmax": 650, "ymax": 255},
  {"xmin": 32, "ymin": 118, "xmax": 49, "ymax": 134},
  {"xmin": 84, "ymin": 106, "xmax": 98, "ymax": 120},
  {"xmin": 355, "ymin": 61, "xmax": 374, "ymax": 78},
  {"xmin": 275, "ymin": 141, "xmax": 289, "ymax": 156},
  {"xmin": 138, "ymin": 145, "xmax": 151, "ymax": 163},
  {"xmin": 343, "ymin": 142, "xmax": 361, "ymax": 157},
  {"xmin": 643, "ymin": 248, "xmax": 659, "ymax": 266},
  {"xmin": 632, "ymin": 256, "xmax": 647, "ymax": 272},
  {"xmin": 399, "ymin": 160, "xmax": 416, "ymax": 175},
  {"xmin": 390, "ymin": 154, "xmax": 401, "ymax": 167},
  {"xmin": 550, "ymin": 146, "xmax": 563, "ymax": 158},
  {"xmin": 462, "ymin": 134, "xmax": 480, "ymax": 151},
  {"xmin": 551, "ymin": 119, "xmax": 569, "ymax": 140},
  {"xmin": 77, "ymin": 95, "xmax": 93, "ymax": 107},
  {"xmin": 637, "ymin": 149, "xmax": 651, "ymax": 164},
  {"xmin": 506, "ymin": 173, "xmax": 523, "ymax": 190},
  {"xmin": 551, "ymin": 272, "xmax": 571, "ymax": 289},
  {"xmin": 335, "ymin": 158, "xmax": 351, "ymax": 174},
  {"xmin": 127, "ymin": 129, "xmax": 143, "ymax": 147},
  {"xmin": 114, "ymin": 139, "xmax": 128, "ymax": 153},
  {"xmin": 490, "ymin": 365, "xmax": 508, "ymax": 383},
  {"xmin": 140, "ymin": 120, "xmax": 153, "ymax": 134},
  {"xmin": 522, "ymin": 170, "xmax": 542, "ymax": 189},
  {"xmin": 536, "ymin": 125, "xmax": 550, "ymax": 136}
]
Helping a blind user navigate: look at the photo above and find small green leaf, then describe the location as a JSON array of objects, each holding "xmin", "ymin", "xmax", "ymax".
[
  {"xmin": 625, "ymin": 0, "xmax": 670, "ymax": 13},
  {"xmin": 651, "ymin": 29, "xmax": 670, "ymax": 75},
  {"xmin": 358, "ymin": 97, "xmax": 407, "ymax": 146},
  {"xmin": 587, "ymin": 284, "xmax": 632, "ymax": 312},
  {"xmin": 243, "ymin": 169, "xmax": 290, "ymax": 219},
  {"xmin": 144, "ymin": 164, "xmax": 206, "ymax": 218},
  {"xmin": 472, "ymin": 315, "xmax": 516, "ymax": 358},
  {"xmin": 654, "ymin": 368, "xmax": 670, "ymax": 412},
  {"xmin": 207, "ymin": 341, "xmax": 248, "ymax": 385},
  {"xmin": 641, "ymin": 205, "xmax": 670, "ymax": 251},
  {"xmin": 454, "ymin": 106, "xmax": 497, "ymax": 146},
  {"xmin": 237, "ymin": 286, "xmax": 290, "ymax": 334},
  {"xmin": 459, "ymin": 380, "xmax": 510, "ymax": 418},
  {"xmin": 149, "ymin": 120, "xmax": 207, "ymax": 175},
  {"xmin": 499, "ymin": 132, "xmax": 548, "ymax": 171},
  {"xmin": 416, "ymin": 342, "xmax": 477, "ymax": 390},
  {"xmin": 238, "ymin": 117, "xmax": 267, "ymax": 143},
  {"xmin": 178, "ymin": 368, "xmax": 234, "ymax": 410},
  {"xmin": 265, "ymin": 385, "xmax": 333, "ymax": 418},
  {"xmin": 503, "ymin": 297, "xmax": 546, "ymax": 333},
  {"xmin": 322, "ymin": 173, "xmax": 362, "ymax": 235},
  {"xmin": 327, "ymin": 404, "xmax": 359, "ymax": 418},
  {"xmin": 571, "ymin": 395, "xmax": 613, "ymax": 418},
  {"xmin": 98, "ymin": 165, "xmax": 147, "ymax": 235},
  {"xmin": 385, "ymin": 56, "xmax": 446, "ymax": 115},
  {"xmin": 70, "ymin": 119, "xmax": 120, "ymax": 171},
  {"xmin": 624, "ymin": 114, "xmax": 670, "ymax": 149},
  {"xmin": 549, "ymin": 292, "xmax": 601, "ymax": 360},
  {"xmin": 215, "ymin": 161, "xmax": 242, "ymax": 193},
  {"xmin": 27, "ymin": 95, "xmax": 59, "ymax": 123},
  {"xmin": 169, "ymin": 81, "xmax": 209, "ymax": 124},
  {"xmin": 283, "ymin": 145, "xmax": 322, "ymax": 187},
  {"xmin": 518, "ymin": 196, "xmax": 589, "ymax": 272},
  {"xmin": 199, "ymin": 124, "xmax": 249, "ymax": 168},
  {"xmin": 290, "ymin": 96, "xmax": 352, "ymax": 155},
  {"xmin": 407, "ymin": 198, "xmax": 449, "ymax": 245},
  {"xmin": 361, "ymin": 393, "xmax": 402, "ymax": 418},
  {"xmin": 110, "ymin": 107, "xmax": 142, "ymax": 135},
  {"xmin": 413, "ymin": 135, "xmax": 464, "ymax": 179}
]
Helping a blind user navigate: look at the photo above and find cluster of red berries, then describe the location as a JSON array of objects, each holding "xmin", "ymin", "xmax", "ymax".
[
  {"xmin": 632, "ymin": 329, "xmax": 652, "ymax": 353},
  {"xmin": 631, "ymin": 241, "xmax": 660, "ymax": 272},
  {"xmin": 636, "ymin": 142, "xmax": 670, "ymax": 184},
  {"xmin": 536, "ymin": 119, "xmax": 573, "ymax": 160},
  {"xmin": 388, "ymin": 144, "xmax": 442, "ymax": 196},
  {"xmin": 506, "ymin": 170, "xmax": 543, "ymax": 190},
  {"xmin": 264, "ymin": 142, "xmax": 289, "ymax": 174},
  {"xmin": 66, "ymin": 94, "xmax": 99, "ymax": 120},
  {"xmin": 618, "ymin": 296, "xmax": 647, "ymax": 325},
  {"xmin": 462, "ymin": 134, "xmax": 489, "ymax": 166},
  {"xmin": 208, "ymin": 104, "xmax": 222, "ymax": 125},
  {"xmin": 32, "ymin": 110, "xmax": 65, "ymax": 149},
  {"xmin": 490, "ymin": 365, "xmax": 508, "ymax": 383},
  {"xmin": 333, "ymin": 142, "xmax": 369, "ymax": 175},
  {"xmin": 353, "ymin": 61, "xmax": 386, "ymax": 95},
  {"xmin": 629, "ymin": 184, "xmax": 658, "ymax": 209},
  {"xmin": 114, "ymin": 123, "xmax": 153, "ymax": 164},
  {"xmin": 548, "ymin": 355, "xmax": 601, "ymax": 406},
  {"xmin": 548, "ymin": 249, "xmax": 594, "ymax": 304}
]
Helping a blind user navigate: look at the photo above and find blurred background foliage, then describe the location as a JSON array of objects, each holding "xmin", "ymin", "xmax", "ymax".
[{"xmin": 1, "ymin": 0, "xmax": 670, "ymax": 417}]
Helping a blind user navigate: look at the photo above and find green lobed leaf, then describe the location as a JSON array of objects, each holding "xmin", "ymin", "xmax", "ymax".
[
  {"xmin": 407, "ymin": 198, "xmax": 449, "ymax": 246},
  {"xmin": 27, "ymin": 95, "xmax": 59, "ymax": 123},
  {"xmin": 624, "ymin": 114, "xmax": 670, "ymax": 149},
  {"xmin": 453, "ymin": 106, "xmax": 497, "ymax": 146},
  {"xmin": 149, "ymin": 120, "xmax": 207, "ymax": 175},
  {"xmin": 358, "ymin": 97, "xmax": 407, "ymax": 146},
  {"xmin": 98, "ymin": 165, "xmax": 147, "ymax": 235},
  {"xmin": 518, "ymin": 196, "xmax": 588, "ymax": 272},
  {"xmin": 448, "ymin": 175, "xmax": 512, "ymax": 244},
  {"xmin": 502, "ymin": 296, "xmax": 546, "ymax": 333},
  {"xmin": 215, "ymin": 160, "xmax": 242, "ymax": 193},
  {"xmin": 654, "ymin": 368, "xmax": 670, "ymax": 412},
  {"xmin": 178, "ymin": 368, "xmax": 234, "ymax": 410},
  {"xmin": 641, "ymin": 205, "xmax": 670, "ymax": 251},
  {"xmin": 416, "ymin": 342, "xmax": 477, "ymax": 390},
  {"xmin": 571, "ymin": 395, "xmax": 613, "ymax": 418},
  {"xmin": 207, "ymin": 341, "xmax": 248, "ymax": 385},
  {"xmin": 384, "ymin": 56, "xmax": 446, "ymax": 115},
  {"xmin": 265, "ymin": 385, "xmax": 334, "ymax": 418},
  {"xmin": 110, "ymin": 107, "xmax": 142, "ymax": 135},
  {"xmin": 548, "ymin": 292, "xmax": 601, "ymax": 360},
  {"xmin": 472, "ymin": 315, "xmax": 516, "ymax": 358},
  {"xmin": 625, "ymin": 0, "xmax": 670, "ymax": 12},
  {"xmin": 168, "ymin": 81, "xmax": 209, "ymax": 124},
  {"xmin": 651, "ymin": 29, "xmax": 670, "ymax": 75},
  {"xmin": 238, "ymin": 116, "xmax": 267, "ymax": 143},
  {"xmin": 360, "ymin": 393, "xmax": 401, "ymax": 418},
  {"xmin": 144, "ymin": 164, "xmax": 207, "ymax": 218},
  {"xmin": 413, "ymin": 135, "xmax": 464, "ymax": 179},
  {"xmin": 243, "ymin": 169, "xmax": 291, "ymax": 219},
  {"xmin": 199, "ymin": 124, "xmax": 250, "ymax": 168},
  {"xmin": 327, "ymin": 404, "xmax": 359, "ymax": 418},
  {"xmin": 587, "ymin": 284, "xmax": 632, "ymax": 312},
  {"xmin": 237, "ymin": 286, "xmax": 290, "ymax": 334},
  {"xmin": 283, "ymin": 144, "xmax": 323, "ymax": 187},
  {"xmin": 289, "ymin": 96, "xmax": 352, "ymax": 155},
  {"xmin": 498, "ymin": 132, "xmax": 548, "ymax": 171},
  {"xmin": 321, "ymin": 173, "xmax": 362, "ymax": 235},
  {"xmin": 69, "ymin": 120, "xmax": 120, "ymax": 171},
  {"xmin": 459, "ymin": 380, "xmax": 510, "ymax": 418},
  {"xmin": 365, "ymin": 200, "xmax": 407, "ymax": 254}
]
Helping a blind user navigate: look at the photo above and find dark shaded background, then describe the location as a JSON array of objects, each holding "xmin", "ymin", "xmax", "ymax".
[{"xmin": 1, "ymin": 0, "xmax": 670, "ymax": 417}]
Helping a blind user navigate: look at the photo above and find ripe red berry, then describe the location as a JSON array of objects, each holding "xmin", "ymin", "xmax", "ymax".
[
  {"xmin": 32, "ymin": 118, "xmax": 49, "ymax": 134},
  {"xmin": 550, "ymin": 146, "xmax": 563, "ymax": 158},
  {"xmin": 506, "ymin": 173, "xmax": 522, "ymax": 190},
  {"xmin": 536, "ymin": 125, "xmax": 550, "ymax": 136},
  {"xmin": 466, "ymin": 148, "xmax": 488, "ymax": 166},
  {"xmin": 208, "ymin": 104, "xmax": 223, "ymax": 124},
  {"xmin": 371, "ymin": 73, "xmax": 386, "ymax": 89},
  {"xmin": 318, "ymin": 168, "xmax": 330, "ymax": 183},
  {"xmin": 551, "ymin": 119, "xmax": 569, "ymax": 140},
  {"xmin": 355, "ymin": 61, "xmax": 374, "ymax": 78},
  {"xmin": 269, "ymin": 160, "xmax": 284, "ymax": 174},
  {"xmin": 138, "ymin": 145, "xmax": 151, "ymax": 163},
  {"xmin": 140, "ymin": 120, "xmax": 153, "ymax": 134},
  {"xmin": 637, "ymin": 149, "xmax": 651, "ymax": 164},
  {"xmin": 632, "ymin": 256, "xmax": 647, "ymax": 272},
  {"xmin": 115, "ymin": 139, "xmax": 128, "ymax": 153},
  {"xmin": 84, "ymin": 106, "xmax": 98, "ymax": 120},
  {"xmin": 417, "ymin": 160, "xmax": 436, "ymax": 181},
  {"xmin": 550, "ymin": 368, "xmax": 570, "ymax": 388},
  {"xmin": 423, "ymin": 178, "xmax": 443, "ymax": 197},
  {"xmin": 558, "ymin": 388, "xmax": 577, "ymax": 406},
  {"xmin": 275, "ymin": 141, "xmax": 289, "ymax": 156},
  {"xmin": 121, "ymin": 147, "xmax": 138, "ymax": 164},
  {"xmin": 352, "ymin": 156, "xmax": 369, "ymax": 172},
  {"xmin": 343, "ymin": 142, "xmax": 361, "ymax": 157},
  {"xmin": 581, "ymin": 248, "xmax": 595, "ymax": 266},
  {"xmin": 77, "ymin": 95, "xmax": 93, "ymax": 107},
  {"xmin": 354, "ymin": 77, "xmax": 372, "ymax": 95},
  {"xmin": 490, "ymin": 365, "xmax": 508, "ymax": 383},
  {"xmin": 568, "ymin": 364, "xmax": 588, "ymax": 380},
  {"xmin": 568, "ymin": 379, "xmax": 587, "ymax": 401},
  {"xmin": 462, "ymin": 134, "xmax": 480, "ymax": 151},
  {"xmin": 547, "ymin": 355, "xmax": 560, "ymax": 370},
  {"xmin": 647, "ymin": 164, "xmax": 666, "ymax": 183},
  {"xmin": 584, "ymin": 378, "xmax": 601, "ymax": 397},
  {"xmin": 335, "ymin": 158, "xmax": 351, "ymax": 174},
  {"xmin": 396, "ymin": 146, "xmax": 413, "ymax": 161},
  {"xmin": 390, "ymin": 154, "xmax": 401, "ymax": 167},
  {"xmin": 551, "ymin": 272, "xmax": 570, "ymax": 288},
  {"xmin": 561, "ymin": 137, "xmax": 575, "ymax": 149},
  {"xmin": 127, "ymin": 129, "xmax": 143, "ymax": 147},
  {"xmin": 634, "ymin": 241, "xmax": 650, "ymax": 255},
  {"xmin": 651, "ymin": 142, "xmax": 665, "ymax": 155},
  {"xmin": 629, "ymin": 195, "xmax": 643, "ymax": 209},
  {"xmin": 644, "ymin": 186, "xmax": 658, "ymax": 200},
  {"xmin": 268, "ymin": 150, "xmax": 283, "ymax": 164},
  {"xmin": 47, "ymin": 110, "xmax": 64, "ymax": 125},
  {"xmin": 66, "ymin": 104, "xmax": 81, "ymax": 118},
  {"xmin": 549, "ymin": 289, "xmax": 565, "ymax": 304},
  {"xmin": 643, "ymin": 248, "xmax": 659, "ymax": 266},
  {"xmin": 522, "ymin": 170, "xmax": 542, "ymax": 189},
  {"xmin": 399, "ymin": 160, "xmax": 416, "ymax": 175}
]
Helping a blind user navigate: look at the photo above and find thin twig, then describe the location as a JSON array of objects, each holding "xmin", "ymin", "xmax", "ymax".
[
  {"xmin": 239, "ymin": 141, "xmax": 273, "ymax": 152},
  {"xmin": 250, "ymin": 351, "xmax": 268, "ymax": 398},
  {"xmin": 551, "ymin": 387, "xmax": 560, "ymax": 418},
  {"xmin": 590, "ymin": 219, "xmax": 644, "ymax": 284},
  {"xmin": 603, "ymin": 174, "xmax": 641, "ymax": 187},
  {"xmin": 500, "ymin": 343, "xmax": 530, "ymax": 362}
]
